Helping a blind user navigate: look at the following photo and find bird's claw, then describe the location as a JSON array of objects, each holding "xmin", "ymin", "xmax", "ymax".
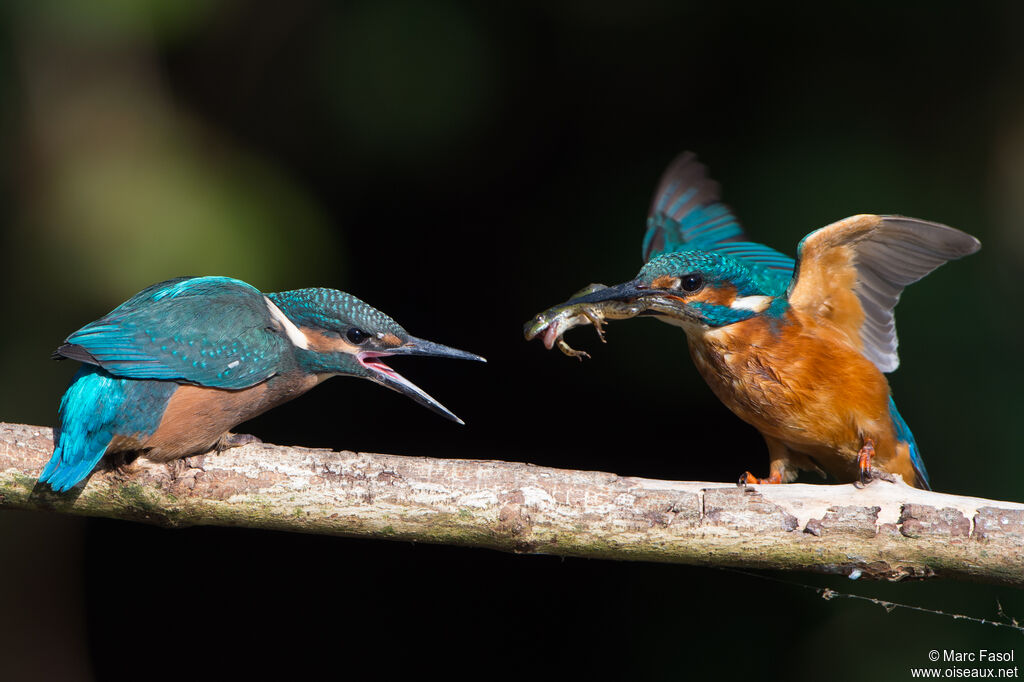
[
  {"xmin": 163, "ymin": 457, "xmax": 205, "ymax": 489},
  {"xmin": 105, "ymin": 450, "xmax": 136, "ymax": 478},
  {"xmin": 215, "ymin": 432, "xmax": 262, "ymax": 452},
  {"xmin": 855, "ymin": 437, "xmax": 876, "ymax": 488},
  {"xmin": 184, "ymin": 454, "xmax": 207, "ymax": 470},
  {"xmin": 738, "ymin": 470, "xmax": 783, "ymax": 487},
  {"xmin": 855, "ymin": 467, "xmax": 899, "ymax": 488}
]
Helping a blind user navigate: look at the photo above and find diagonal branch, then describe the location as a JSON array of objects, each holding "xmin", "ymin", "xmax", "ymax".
[{"xmin": 2, "ymin": 421, "xmax": 1022, "ymax": 587}]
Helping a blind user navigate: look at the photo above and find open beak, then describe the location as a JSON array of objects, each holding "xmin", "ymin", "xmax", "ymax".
[{"xmin": 357, "ymin": 337, "xmax": 485, "ymax": 425}]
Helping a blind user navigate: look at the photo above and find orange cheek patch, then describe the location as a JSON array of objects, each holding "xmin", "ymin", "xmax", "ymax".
[
  {"xmin": 651, "ymin": 275, "xmax": 680, "ymax": 289},
  {"xmin": 301, "ymin": 328, "xmax": 360, "ymax": 354},
  {"xmin": 649, "ymin": 277, "xmax": 736, "ymax": 306},
  {"xmin": 691, "ymin": 283, "xmax": 737, "ymax": 306}
]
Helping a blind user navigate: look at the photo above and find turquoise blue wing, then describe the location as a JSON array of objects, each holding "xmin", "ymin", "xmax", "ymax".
[
  {"xmin": 642, "ymin": 152, "xmax": 745, "ymax": 259},
  {"xmin": 57, "ymin": 276, "xmax": 288, "ymax": 390},
  {"xmin": 642, "ymin": 153, "xmax": 795, "ymax": 293}
]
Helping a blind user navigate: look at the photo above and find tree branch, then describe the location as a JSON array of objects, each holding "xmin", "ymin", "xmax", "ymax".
[{"xmin": 2, "ymin": 421, "xmax": 1022, "ymax": 586}]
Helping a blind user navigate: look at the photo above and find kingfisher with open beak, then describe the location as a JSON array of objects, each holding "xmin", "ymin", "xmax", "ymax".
[
  {"xmin": 525, "ymin": 153, "xmax": 980, "ymax": 489},
  {"xmin": 42, "ymin": 276, "xmax": 484, "ymax": 492}
]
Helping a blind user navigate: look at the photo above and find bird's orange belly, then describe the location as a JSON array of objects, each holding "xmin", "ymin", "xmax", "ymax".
[
  {"xmin": 141, "ymin": 373, "xmax": 322, "ymax": 462},
  {"xmin": 688, "ymin": 319, "xmax": 900, "ymax": 479}
]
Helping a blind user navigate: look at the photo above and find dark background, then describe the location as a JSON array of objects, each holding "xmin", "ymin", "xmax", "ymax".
[{"xmin": 2, "ymin": 2, "xmax": 1023, "ymax": 680}]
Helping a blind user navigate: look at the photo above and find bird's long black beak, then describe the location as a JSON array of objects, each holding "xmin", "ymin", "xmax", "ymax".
[
  {"xmin": 357, "ymin": 337, "xmax": 485, "ymax": 425},
  {"xmin": 563, "ymin": 280, "xmax": 653, "ymax": 306},
  {"xmin": 383, "ymin": 337, "xmax": 486, "ymax": 363}
]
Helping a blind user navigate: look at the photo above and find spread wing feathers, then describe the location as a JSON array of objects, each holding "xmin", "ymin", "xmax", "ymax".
[
  {"xmin": 642, "ymin": 152, "xmax": 745, "ymax": 261},
  {"xmin": 55, "ymin": 276, "xmax": 288, "ymax": 390},
  {"xmin": 642, "ymin": 153, "xmax": 794, "ymax": 282},
  {"xmin": 788, "ymin": 215, "xmax": 980, "ymax": 373}
]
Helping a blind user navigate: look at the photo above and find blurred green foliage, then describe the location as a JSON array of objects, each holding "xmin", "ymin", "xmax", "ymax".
[
  {"xmin": 322, "ymin": 0, "xmax": 496, "ymax": 161},
  {"xmin": 14, "ymin": 0, "xmax": 219, "ymax": 42}
]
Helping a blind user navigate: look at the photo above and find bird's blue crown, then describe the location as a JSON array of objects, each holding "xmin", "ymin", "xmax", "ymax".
[
  {"xmin": 268, "ymin": 288, "xmax": 406, "ymax": 337},
  {"xmin": 638, "ymin": 249, "xmax": 786, "ymax": 298}
]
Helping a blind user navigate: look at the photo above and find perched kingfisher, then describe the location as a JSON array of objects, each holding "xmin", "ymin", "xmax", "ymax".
[
  {"xmin": 525, "ymin": 153, "xmax": 980, "ymax": 489},
  {"xmin": 41, "ymin": 276, "xmax": 485, "ymax": 492}
]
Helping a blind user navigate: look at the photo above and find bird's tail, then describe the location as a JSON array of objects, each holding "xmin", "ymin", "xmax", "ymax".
[
  {"xmin": 40, "ymin": 438, "xmax": 109, "ymax": 493},
  {"xmin": 40, "ymin": 366, "xmax": 122, "ymax": 492},
  {"xmin": 889, "ymin": 396, "xmax": 930, "ymax": 490}
]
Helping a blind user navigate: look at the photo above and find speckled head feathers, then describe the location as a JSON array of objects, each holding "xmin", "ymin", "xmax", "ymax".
[
  {"xmin": 267, "ymin": 288, "xmax": 407, "ymax": 339},
  {"xmin": 638, "ymin": 249, "xmax": 784, "ymax": 298}
]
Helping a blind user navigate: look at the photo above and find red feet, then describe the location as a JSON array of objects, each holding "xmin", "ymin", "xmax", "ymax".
[
  {"xmin": 739, "ymin": 470, "xmax": 783, "ymax": 486},
  {"xmin": 857, "ymin": 437, "xmax": 876, "ymax": 486}
]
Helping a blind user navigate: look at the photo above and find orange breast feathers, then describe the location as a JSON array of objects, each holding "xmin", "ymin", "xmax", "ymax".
[
  {"xmin": 142, "ymin": 373, "xmax": 320, "ymax": 461},
  {"xmin": 688, "ymin": 310, "xmax": 902, "ymax": 478}
]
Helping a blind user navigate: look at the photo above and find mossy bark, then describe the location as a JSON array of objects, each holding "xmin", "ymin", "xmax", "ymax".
[{"xmin": 2, "ymin": 422, "xmax": 1022, "ymax": 586}]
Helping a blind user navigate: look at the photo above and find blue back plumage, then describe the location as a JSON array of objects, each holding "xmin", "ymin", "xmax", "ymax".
[
  {"xmin": 62, "ymin": 276, "xmax": 289, "ymax": 389},
  {"xmin": 41, "ymin": 365, "xmax": 176, "ymax": 492}
]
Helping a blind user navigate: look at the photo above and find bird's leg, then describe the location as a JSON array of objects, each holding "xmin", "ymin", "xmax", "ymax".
[
  {"xmin": 739, "ymin": 436, "xmax": 797, "ymax": 486},
  {"xmin": 856, "ymin": 437, "xmax": 876, "ymax": 487},
  {"xmin": 855, "ymin": 436, "xmax": 898, "ymax": 486},
  {"xmin": 153, "ymin": 456, "xmax": 206, "ymax": 490},
  {"xmin": 215, "ymin": 431, "xmax": 262, "ymax": 452},
  {"xmin": 106, "ymin": 450, "xmax": 139, "ymax": 478},
  {"xmin": 739, "ymin": 470, "xmax": 783, "ymax": 486},
  {"xmin": 158, "ymin": 433, "xmax": 261, "ymax": 487},
  {"xmin": 167, "ymin": 458, "xmax": 191, "ymax": 479},
  {"xmin": 184, "ymin": 454, "xmax": 207, "ymax": 469}
]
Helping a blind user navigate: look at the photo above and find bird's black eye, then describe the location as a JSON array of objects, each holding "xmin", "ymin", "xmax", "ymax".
[
  {"xmin": 346, "ymin": 328, "xmax": 371, "ymax": 344},
  {"xmin": 680, "ymin": 273, "xmax": 704, "ymax": 292}
]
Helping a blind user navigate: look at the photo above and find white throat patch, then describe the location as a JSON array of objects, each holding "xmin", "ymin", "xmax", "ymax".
[
  {"xmin": 264, "ymin": 296, "xmax": 310, "ymax": 349},
  {"xmin": 730, "ymin": 295, "xmax": 773, "ymax": 312}
]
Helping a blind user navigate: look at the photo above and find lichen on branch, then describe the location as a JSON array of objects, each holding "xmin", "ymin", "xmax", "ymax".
[{"xmin": 2, "ymin": 422, "xmax": 1022, "ymax": 587}]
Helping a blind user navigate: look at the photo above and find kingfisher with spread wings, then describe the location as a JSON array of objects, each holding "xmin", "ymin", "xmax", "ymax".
[{"xmin": 525, "ymin": 153, "xmax": 980, "ymax": 489}]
